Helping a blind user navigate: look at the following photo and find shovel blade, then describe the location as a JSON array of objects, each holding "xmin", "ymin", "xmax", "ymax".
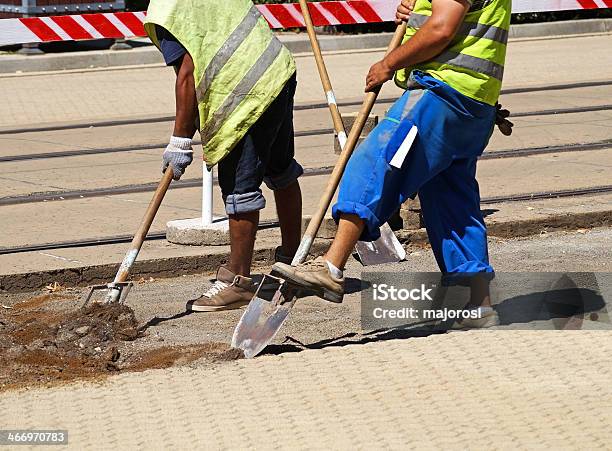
[
  {"xmin": 355, "ymin": 222, "xmax": 406, "ymax": 266},
  {"xmin": 232, "ymin": 276, "xmax": 297, "ymax": 358}
]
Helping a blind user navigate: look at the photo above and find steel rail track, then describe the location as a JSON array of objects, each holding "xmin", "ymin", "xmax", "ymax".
[
  {"xmin": 0, "ymin": 165, "xmax": 335, "ymax": 206},
  {"xmin": 0, "ymin": 128, "xmax": 332, "ymax": 163},
  {"xmin": 1, "ymin": 79, "xmax": 611, "ymax": 136},
  {"xmin": 1, "ymin": 185, "xmax": 611, "ymax": 256},
  {"xmin": 0, "ymin": 220, "xmax": 281, "ymax": 256},
  {"xmin": 480, "ymin": 185, "xmax": 612, "ymax": 205},
  {"xmin": 1, "ymin": 103, "xmax": 611, "ymax": 163},
  {"xmin": 1, "ymin": 140, "xmax": 610, "ymax": 207},
  {"xmin": 478, "ymin": 140, "xmax": 612, "ymax": 160}
]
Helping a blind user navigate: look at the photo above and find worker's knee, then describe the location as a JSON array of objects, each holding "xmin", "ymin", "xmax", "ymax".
[{"xmin": 224, "ymin": 192, "xmax": 266, "ymax": 215}]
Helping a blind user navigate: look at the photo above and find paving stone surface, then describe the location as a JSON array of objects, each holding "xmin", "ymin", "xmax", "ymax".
[{"xmin": 1, "ymin": 330, "xmax": 610, "ymax": 449}]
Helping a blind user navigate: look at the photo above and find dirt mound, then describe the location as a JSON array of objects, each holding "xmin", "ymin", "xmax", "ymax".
[
  {"xmin": 0, "ymin": 296, "xmax": 242, "ymax": 392},
  {"xmin": 1, "ymin": 302, "xmax": 141, "ymax": 389}
]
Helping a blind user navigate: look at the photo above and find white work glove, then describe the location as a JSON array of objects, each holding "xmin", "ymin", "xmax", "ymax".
[{"xmin": 162, "ymin": 136, "xmax": 193, "ymax": 181}]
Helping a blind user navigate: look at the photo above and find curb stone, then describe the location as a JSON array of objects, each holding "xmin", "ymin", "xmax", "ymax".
[{"xmin": 1, "ymin": 210, "xmax": 609, "ymax": 293}]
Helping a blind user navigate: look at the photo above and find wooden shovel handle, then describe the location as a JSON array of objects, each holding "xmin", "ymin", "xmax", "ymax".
[
  {"xmin": 294, "ymin": 18, "xmax": 408, "ymax": 264},
  {"xmin": 298, "ymin": 0, "xmax": 346, "ymax": 138}
]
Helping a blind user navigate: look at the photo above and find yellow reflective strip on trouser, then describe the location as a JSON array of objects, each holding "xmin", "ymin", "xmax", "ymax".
[
  {"xmin": 195, "ymin": 5, "xmax": 262, "ymax": 101},
  {"xmin": 200, "ymin": 37, "xmax": 284, "ymax": 143}
]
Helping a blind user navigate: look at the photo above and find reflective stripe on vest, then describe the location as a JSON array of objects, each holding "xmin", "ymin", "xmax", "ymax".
[
  {"xmin": 408, "ymin": 13, "xmax": 508, "ymax": 45},
  {"xmin": 195, "ymin": 5, "xmax": 262, "ymax": 101},
  {"xmin": 407, "ymin": 13, "xmax": 506, "ymax": 81},
  {"xmin": 144, "ymin": 0, "xmax": 296, "ymax": 166},
  {"xmin": 200, "ymin": 37, "xmax": 283, "ymax": 142},
  {"xmin": 394, "ymin": 0, "xmax": 511, "ymax": 106},
  {"xmin": 435, "ymin": 50, "xmax": 504, "ymax": 81}
]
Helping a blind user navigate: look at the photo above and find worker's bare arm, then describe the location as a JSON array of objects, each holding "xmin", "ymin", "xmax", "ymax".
[
  {"xmin": 160, "ymin": 53, "xmax": 198, "ymax": 181},
  {"xmin": 366, "ymin": 0, "xmax": 470, "ymax": 92},
  {"xmin": 173, "ymin": 53, "xmax": 199, "ymax": 138}
]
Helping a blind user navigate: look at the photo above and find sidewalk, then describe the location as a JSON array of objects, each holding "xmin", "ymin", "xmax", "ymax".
[
  {"xmin": 0, "ymin": 227, "xmax": 610, "ymax": 449},
  {"xmin": 1, "ymin": 329, "xmax": 610, "ymax": 449},
  {"xmin": 1, "ymin": 33, "xmax": 612, "ymax": 129}
]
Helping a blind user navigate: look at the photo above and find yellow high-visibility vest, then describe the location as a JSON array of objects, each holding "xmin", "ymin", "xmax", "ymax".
[
  {"xmin": 145, "ymin": 0, "xmax": 296, "ymax": 165},
  {"xmin": 395, "ymin": 0, "xmax": 511, "ymax": 106}
]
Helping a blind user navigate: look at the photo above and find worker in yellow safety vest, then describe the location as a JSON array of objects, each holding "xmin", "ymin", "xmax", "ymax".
[
  {"xmin": 144, "ymin": 0, "xmax": 303, "ymax": 312},
  {"xmin": 273, "ymin": 0, "xmax": 514, "ymax": 329}
]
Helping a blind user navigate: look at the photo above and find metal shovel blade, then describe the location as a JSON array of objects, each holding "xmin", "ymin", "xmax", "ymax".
[
  {"xmin": 232, "ymin": 275, "xmax": 297, "ymax": 358},
  {"xmin": 355, "ymin": 222, "xmax": 407, "ymax": 266}
]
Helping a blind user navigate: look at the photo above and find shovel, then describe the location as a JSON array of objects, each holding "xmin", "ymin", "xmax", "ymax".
[
  {"xmin": 232, "ymin": 17, "xmax": 409, "ymax": 358},
  {"xmin": 84, "ymin": 169, "xmax": 174, "ymax": 305},
  {"xmin": 296, "ymin": 0, "xmax": 406, "ymax": 266}
]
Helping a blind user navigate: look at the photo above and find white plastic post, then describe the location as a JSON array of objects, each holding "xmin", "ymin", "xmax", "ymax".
[{"xmin": 202, "ymin": 162, "xmax": 213, "ymax": 226}]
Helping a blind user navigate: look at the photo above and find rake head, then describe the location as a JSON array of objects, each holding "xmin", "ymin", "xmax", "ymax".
[{"xmin": 83, "ymin": 281, "xmax": 134, "ymax": 307}]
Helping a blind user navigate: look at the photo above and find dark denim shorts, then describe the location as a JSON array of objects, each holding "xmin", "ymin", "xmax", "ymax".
[
  {"xmin": 218, "ymin": 73, "xmax": 303, "ymax": 215},
  {"xmin": 154, "ymin": 25, "xmax": 186, "ymax": 66}
]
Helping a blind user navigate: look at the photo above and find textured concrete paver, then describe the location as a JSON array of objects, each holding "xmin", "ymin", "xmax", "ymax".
[
  {"xmin": 504, "ymin": 34, "xmax": 612, "ymax": 89},
  {"xmin": 2, "ymin": 83, "xmax": 611, "ymax": 159},
  {"xmin": 2, "ymin": 107, "xmax": 612, "ymax": 198},
  {"xmin": 1, "ymin": 229, "xmax": 611, "ymax": 449},
  {"xmin": 0, "ymin": 331, "xmax": 610, "ymax": 449}
]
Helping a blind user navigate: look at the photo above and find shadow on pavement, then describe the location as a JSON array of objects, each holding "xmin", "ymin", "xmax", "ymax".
[
  {"xmin": 135, "ymin": 275, "xmax": 608, "ymax": 357},
  {"xmin": 139, "ymin": 310, "xmax": 193, "ymax": 332},
  {"xmin": 263, "ymin": 284, "xmax": 608, "ymax": 356},
  {"xmin": 262, "ymin": 326, "xmax": 444, "ymax": 355}
]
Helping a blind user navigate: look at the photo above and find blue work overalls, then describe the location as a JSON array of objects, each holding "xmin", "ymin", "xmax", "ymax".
[{"xmin": 333, "ymin": 72, "xmax": 497, "ymax": 274}]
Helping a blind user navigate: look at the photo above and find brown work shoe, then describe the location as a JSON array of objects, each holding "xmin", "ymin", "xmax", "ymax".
[
  {"xmin": 271, "ymin": 256, "xmax": 344, "ymax": 303},
  {"xmin": 188, "ymin": 266, "xmax": 256, "ymax": 312}
]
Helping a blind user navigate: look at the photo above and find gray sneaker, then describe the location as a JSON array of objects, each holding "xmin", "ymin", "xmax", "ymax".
[
  {"xmin": 271, "ymin": 256, "xmax": 344, "ymax": 303},
  {"xmin": 188, "ymin": 266, "xmax": 256, "ymax": 312}
]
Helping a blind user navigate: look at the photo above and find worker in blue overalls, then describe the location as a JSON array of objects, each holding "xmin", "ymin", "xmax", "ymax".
[{"xmin": 273, "ymin": 0, "xmax": 513, "ymax": 328}]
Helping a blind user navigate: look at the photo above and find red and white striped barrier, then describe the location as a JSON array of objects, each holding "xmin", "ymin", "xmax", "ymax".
[
  {"xmin": 1, "ymin": 0, "xmax": 610, "ymax": 46},
  {"xmin": 514, "ymin": 0, "xmax": 611, "ymax": 12}
]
